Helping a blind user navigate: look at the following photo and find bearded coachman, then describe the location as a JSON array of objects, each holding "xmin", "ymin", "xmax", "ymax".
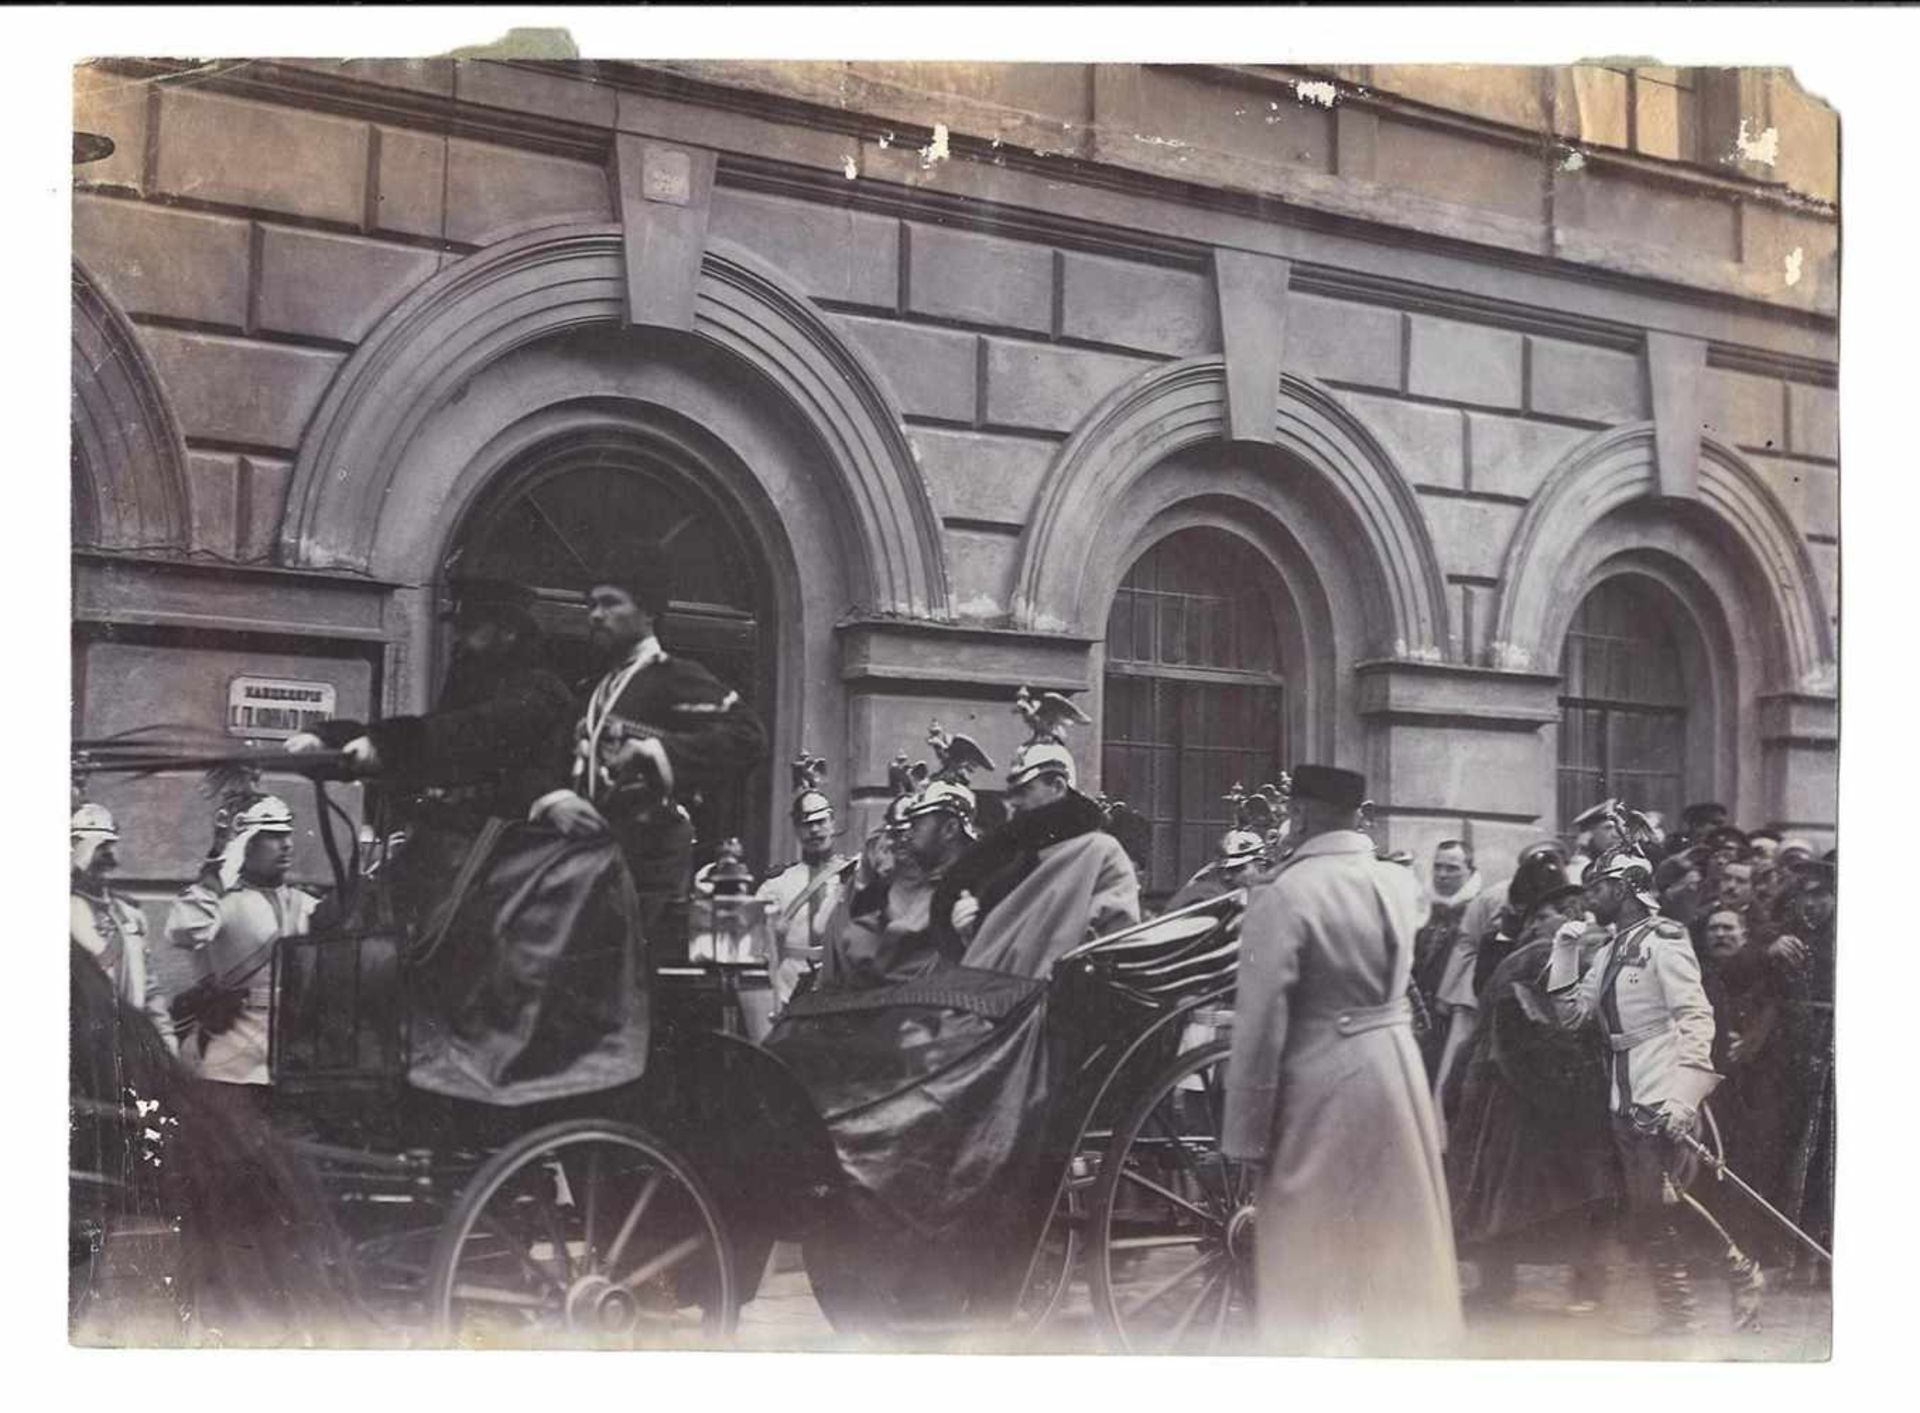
[
  {"xmin": 528, "ymin": 545, "xmax": 768, "ymax": 956},
  {"xmin": 754, "ymin": 751, "xmax": 857, "ymax": 1010},
  {"xmin": 938, "ymin": 687, "xmax": 1141, "ymax": 977}
]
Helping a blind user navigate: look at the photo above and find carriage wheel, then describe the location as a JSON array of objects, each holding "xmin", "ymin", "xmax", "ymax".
[
  {"xmin": 1089, "ymin": 1039, "xmax": 1255, "ymax": 1353},
  {"xmin": 1006, "ymin": 1180, "xmax": 1084, "ymax": 1338},
  {"xmin": 427, "ymin": 1119, "xmax": 737, "ymax": 1348}
]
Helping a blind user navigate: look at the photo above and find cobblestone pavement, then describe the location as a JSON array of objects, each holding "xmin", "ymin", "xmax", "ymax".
[
  {"xmin": 75, "ymin": 1235, "xmax": 1830, "ymax": 1360},
  {"xmin": 730, "ymin": 1251, "xmax": 1832, "ymax": 1361}
]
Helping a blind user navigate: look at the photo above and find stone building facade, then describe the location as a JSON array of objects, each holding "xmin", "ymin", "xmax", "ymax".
[{"xmin": 71, "ymin": 58, "xmax": 1838, "ymax": 910}]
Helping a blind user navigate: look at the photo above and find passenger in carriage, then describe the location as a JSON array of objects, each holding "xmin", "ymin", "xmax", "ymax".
[
  {"xmin": 819, "ymin": 730, "xmax": 987, "ymax": 990},
  {"xmin": 944, "ymin": 688, "xmax": 1141, "ymax": 978}
]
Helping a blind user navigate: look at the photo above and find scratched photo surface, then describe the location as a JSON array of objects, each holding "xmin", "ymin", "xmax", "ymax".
[{"xmin": 69, "ymin": 51, "xmax": 1837, "ymax": 1357}]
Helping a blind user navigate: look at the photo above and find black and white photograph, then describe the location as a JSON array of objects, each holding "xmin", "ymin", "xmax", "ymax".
[{"xmin": 48, "ymin": 9, "xmax": 1876, "ymax": 1374}]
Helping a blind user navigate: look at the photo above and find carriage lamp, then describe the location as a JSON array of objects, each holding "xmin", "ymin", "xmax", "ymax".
[
  {"xmin": 687, "ymin": 839, "xmax": 775, "ymax": 1038},
  {"xmin": 686, "ymin": 838, "xmax": 774, "ymax": 968}
]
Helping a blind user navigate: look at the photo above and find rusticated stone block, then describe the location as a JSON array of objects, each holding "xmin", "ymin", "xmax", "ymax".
[
  {"xmin": 1407, "ymin": 315, "xmax": 1523, "ymax": 410},
  {"xmin": 1527, "ymin": 338, "xmax": 1647, "ymax": 424},
  {"xmin": 373, "ymin": 126, "xmax": 448, "ymax": 240},
  {"xmin": 241, "ymin": 456, "xmax": 294, "ymax": 561},
  {"xmin": 905, "ymin": 224, "xmax": 1052, "ymax": 334},
  {"xmin": 444, "ymin": 138, "xmax": 612, "ymax": 245},
  {"xmin": 1281, "ymin": 293, "xmax": 1402, "ymax": 391},
  {"xmin": 185, "ymin": 451, "xmax": 241, "ymax": 556},
  {"xmin": 1340, "ymin": 391, "xmax": 1464, "ymax": 490},
  {"xmin": 73, "ymin": 63, "xmax": 151, "ymax": 190},
  {"xmin": 72, "ymin": 195, "xmax": 251, "ymax": 329},
  {"xmin": 1787, "ymin": 382, "xmax": 1838, "ymax": 462},
  {"xmin": 1059, "ymin": 252, "xmax": 1215, "ymax": 356},
  {"xmin": 1751, "ymin": 454, "xmax": 1838, "ymax": 541},
  {"xmin": 139, "ymin": 329, "xmax": 344, "ymax": 452},
  {"xmin": 708, "ymin": 189, "xmax": 899, "ymax": 310},
  {"xmin": 944, "ymin": 526, "xmax": 1021, "ymax": 621},
  {"xmin": 153, "ymin": 89, "xmax": 368, "ymax": 227},
  {"xmin": 908, "ymin": 428, "xmax": 1054, "ymax": 528},
  {"xmin": 980, "ymin": 338, "xmax": 1153, "ymax": 434},
  {"xmin": 1466, "ymin": 413, "xmax": 1589, "ymax": 499},
  {"xmin": 832, "ymin": 315, "xmax": 977, "ymax": 423},
  {"xmin": 1416, "ymin": 492, "xmax": 1525, "ymax": 582},
  {"xmin": 1700, "ymin": 368, "xmax": 1786, "ymax": 452},
  {"xmin": 254, "ymin": 227, "xmax": 440, "ymax": 344}
]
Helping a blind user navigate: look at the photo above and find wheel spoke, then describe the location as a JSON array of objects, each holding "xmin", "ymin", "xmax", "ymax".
[
  {"xmin": 1147, "ymin": 1106, "xmax": 1224, "ymax": 1217},
  {"xmin": 582, "ymin": 1149, "xmax": 602, "ymax": 1268},
  {"xmin": 603, "ymin": 1170, "xmax": 662, "ymax": 1273},
  {"xmin": 1163, "ymin": 1265, "xmax": 1225, "ymax": 1353},
  {"xmin": 476, "ymin": 1214, "xmax": 567, "ymax": 1295},
  {"xmin": 539, "ymin": 1187, "xmax": 575, "ymax": 1285},
  {"xmin": 1121, "ymin": 1249, "xmax": 1218, "ymax": 1320},
  {"xmin": 451, "ymin": 1282, "xmax": 564, "ymax": 1311},
  {"xmin": 1120, "ymin": 1166, "xmax": 1224, "ymax": 1228},
  {"xmin": 1206, "ymin": 1263, "xmax": 1235, "ymax": 1350},
  {"xmin": 1110, "ymin": 1232, "xmax": 1210, "ymax": 1251},
  {"xmin": 615, "ymin": 1232, "xmax": 707, "ymax": 1292}
]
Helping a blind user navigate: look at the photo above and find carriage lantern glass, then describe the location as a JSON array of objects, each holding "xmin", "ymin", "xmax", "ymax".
[{"xmin": 686, "ymin": 838, "xmax": 774, "ymax": 968}]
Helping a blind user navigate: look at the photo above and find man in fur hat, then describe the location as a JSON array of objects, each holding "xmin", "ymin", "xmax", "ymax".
[{"xmin": 529, "ymin": 545, "xmax": 768, "ymax": 956}]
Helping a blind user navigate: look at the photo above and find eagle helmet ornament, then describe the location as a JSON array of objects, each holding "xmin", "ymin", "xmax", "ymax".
[
  {"xmin": 1007, "ymin": 686, "xmax": 1090, "ymax": 790},
  {"xmin": 904, "ymin": 721, "xmax": 994, "ymax": 835},
  {"xmin": 789, "ymin": 750, "xmax": 833, "ymax": 826}
]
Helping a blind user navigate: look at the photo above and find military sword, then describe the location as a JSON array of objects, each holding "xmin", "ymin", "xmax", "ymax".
[{"xmin": 1673, "ymin": 1129, "xmax": 1833, "ymax": 1264}]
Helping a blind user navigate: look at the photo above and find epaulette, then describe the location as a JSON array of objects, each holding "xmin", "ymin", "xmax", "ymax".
[{"xmin": 1651, "ymin": 918, "xmax": 1688, "ymax": 940}]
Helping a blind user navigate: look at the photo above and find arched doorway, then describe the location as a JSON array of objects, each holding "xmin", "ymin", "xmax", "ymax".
[
  {"xmin": 448, "ymin": 422, "xmax": 776, "ymax": 865},
  {"xmin": 1102, "ymin": 526, "xmax": 1294, "ymax": 899}
]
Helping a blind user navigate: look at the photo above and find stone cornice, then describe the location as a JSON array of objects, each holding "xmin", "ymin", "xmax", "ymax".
[{"xmin": 83, "ymin": 56, "xmax": 1838, "ymax": 365}]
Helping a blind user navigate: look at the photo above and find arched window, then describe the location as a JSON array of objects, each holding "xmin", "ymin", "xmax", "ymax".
[
  {"xmin": 1557, "ymin": 577, "xmax": 1689, "ymax": 829},
  {"xmin": 452, "ymin": 427, "xmax": 774, "ymax": 863},
  {"xmin": 1102, "ymin": 528, "xmax": 1287, "ymax": 898}
]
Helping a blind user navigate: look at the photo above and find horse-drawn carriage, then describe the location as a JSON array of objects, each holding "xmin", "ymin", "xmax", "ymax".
[{"xmin": 73, "ymin": 744, "xmax": 1257, "ymax": 1352}]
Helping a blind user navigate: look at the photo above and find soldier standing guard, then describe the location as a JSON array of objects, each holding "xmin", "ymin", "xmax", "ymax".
[
  {"xmin": 70, "ymin": 804, "xmax": 176, "ymax": 1052},
  {"xmin": 1545, "ymin": 847, "xmax": 1767, "ymax": 1333},
  {"xmin": 529, "ymin": 544, "xmax": 768, "ymax": 957},
  {"xmin": 756, "ymin": 753, "xmax": 857, "ymax": 1012}
]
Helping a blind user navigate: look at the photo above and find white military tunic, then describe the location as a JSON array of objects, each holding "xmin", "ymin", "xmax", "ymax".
[
  {"xmin": 755, "ymin": 855, "xmax": 853, "ymax": 1007},
  {"xmin": 166, "ymin": 880, "xmax": 319, "ymax": 1085},
  {"xmin": 72, "ymin": 886, "xmax": 176, "ymax": 1053}
]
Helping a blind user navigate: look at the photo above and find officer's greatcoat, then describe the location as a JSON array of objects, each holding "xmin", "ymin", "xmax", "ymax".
[{"xmin": 1222, "ymin": 829, "xmax": 1462, "ymax": 1357}]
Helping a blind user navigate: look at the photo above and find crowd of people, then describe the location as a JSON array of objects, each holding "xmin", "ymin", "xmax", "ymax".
[
  {"xmin": 1405, "ymin": 801, "xmax": 1836, "ymax": 1335},
  {"xmin": 67, "ymin": 548, "xmax": 1836, "ymax": 1353}
]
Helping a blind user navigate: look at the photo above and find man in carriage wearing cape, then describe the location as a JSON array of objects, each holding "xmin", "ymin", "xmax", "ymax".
[{"xmin": 939, "ymin": 688, "xmax": 1141, "ymax": 978}]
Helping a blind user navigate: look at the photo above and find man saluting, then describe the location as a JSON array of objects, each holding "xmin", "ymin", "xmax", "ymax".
[
  {"xmin": 530, "ymin": 545, "xmax": 767, "ymax": 956},
  {"xmin": 1221, "ymin": 764, "xmax": 1462, "ymax": 1357},
  {"xmin": 1545, "ymin": 846, "xmax": 1766, "ymax": 1334}
]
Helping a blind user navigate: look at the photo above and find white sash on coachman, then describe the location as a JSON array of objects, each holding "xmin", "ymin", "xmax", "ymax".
[{"xmin": 574, "ymin": 637, "xmax": 667, "ymax": 802}]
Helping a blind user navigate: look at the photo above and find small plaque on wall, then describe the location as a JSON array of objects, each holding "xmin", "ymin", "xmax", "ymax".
[{"xmin": 226, "ymin": 676, "xmax": 337, "ymax": 738}]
